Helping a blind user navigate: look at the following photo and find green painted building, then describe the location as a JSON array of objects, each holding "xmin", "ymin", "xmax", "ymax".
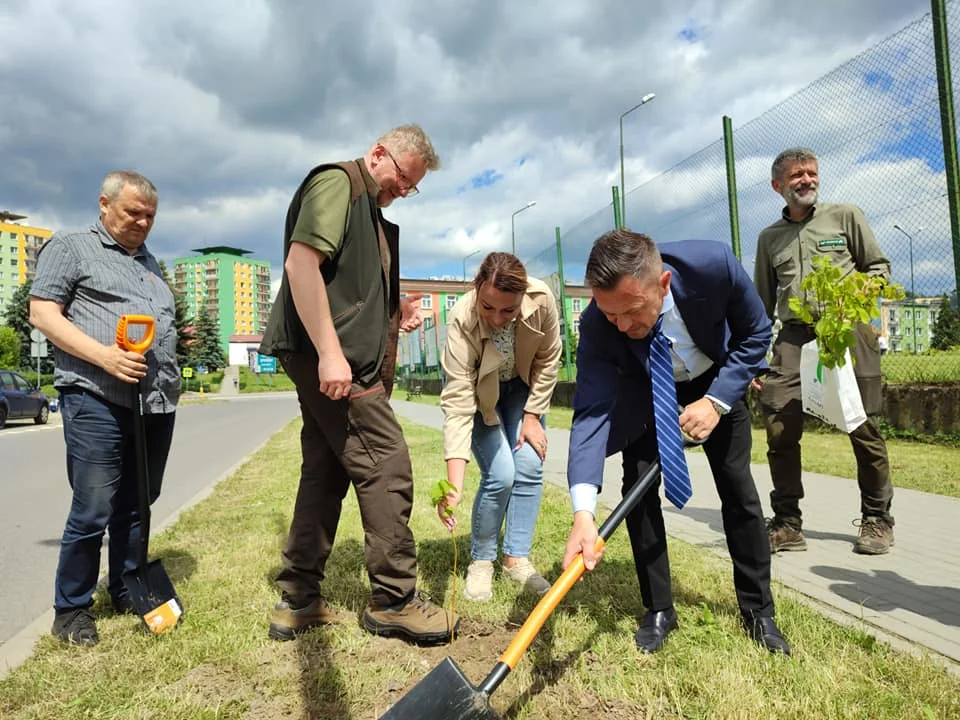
[
  {"xmin": 173, "ymin": 246, "xmax": 272, "ymax": 353},
  {"xmin": 880, "ymin": 297, "xmax": 942, "ymax": 354}
]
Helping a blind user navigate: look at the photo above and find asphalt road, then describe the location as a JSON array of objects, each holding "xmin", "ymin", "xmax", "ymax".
[{"xmin": 0, "ymin": 393, "xmax": 300, "ymax": 646}]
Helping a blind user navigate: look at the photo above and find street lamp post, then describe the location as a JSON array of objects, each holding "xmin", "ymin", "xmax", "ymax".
[
  {"xmin": 462, "ymin": 249, "xmax": 481, "ymax": 283},
  {"xmin": 619, "ymin": 92, "xmax": 656, "ymax": 228},
  {"xmin": 893, "ymin": 223, "xmax": 923, "ymax": 353},
  {"xmin": 511, "ymin": 201, "xmax": 537, "ymax": 255}
]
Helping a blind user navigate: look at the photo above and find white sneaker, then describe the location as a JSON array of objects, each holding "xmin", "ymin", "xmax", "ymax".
[
  {"xmin": 463, "ymin": 560, "xmax": 494, "ymax": 601},
  {"xmin": 502, "ymin": 558, "xmax": 551, "ymax": 595}
]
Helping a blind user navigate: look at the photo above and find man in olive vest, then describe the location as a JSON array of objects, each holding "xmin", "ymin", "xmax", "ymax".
[{"xmin": 261, "ymin": 125, "xmax": 458, "ymax": 644}]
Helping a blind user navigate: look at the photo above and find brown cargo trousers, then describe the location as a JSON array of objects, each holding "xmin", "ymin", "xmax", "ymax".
[
  {"xmin": 759, "ymin": 322, "xmax": 894, "ymax": 526},
  {"xmin": 274, "ymin": 349, "xmax": 417, "ymax": 609}
]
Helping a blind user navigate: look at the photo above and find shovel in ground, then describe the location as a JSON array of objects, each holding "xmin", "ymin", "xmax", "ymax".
[
  {"xmin": 118, "ymin": 314, "xmax": 183, "ymax": 634},
  {"xmin": 379, "ymin": 458, "xmax": 664, "ymax": 720}
]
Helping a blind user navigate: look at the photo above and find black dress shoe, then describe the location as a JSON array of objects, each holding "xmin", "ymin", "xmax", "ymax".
[
  {"xmin": 742, "ymin": 614, "xmax": 791, "ymax": 655},
  {"xmin": 635, "ymin": 608, "xmax": 678, "ymax": 654}
]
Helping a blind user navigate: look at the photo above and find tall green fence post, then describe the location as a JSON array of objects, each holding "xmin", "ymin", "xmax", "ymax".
[
  {"xmin": 555, "ymin": 226, "xmax": 574, "ymax": 381},
  {"xmin": 722, "ymin": 115, "xmax": 743, "ymax": 261},
  {"xmin": 933, "ymin": 0, "xmax": 960, "ymax": 300}
]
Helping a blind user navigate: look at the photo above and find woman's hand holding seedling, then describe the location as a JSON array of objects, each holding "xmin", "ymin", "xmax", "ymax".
[{"xmin": 432, "ymin": 478, "xmax": 462, "ymax": 532}]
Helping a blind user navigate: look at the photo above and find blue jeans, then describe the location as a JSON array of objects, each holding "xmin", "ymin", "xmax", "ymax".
[
  {"xmin": 54, "ymin": 389, "xmax": 175, "ymax": 611},
  {"xmin": 469, "ymin": 377, "xmax": 545, "ymax": 561}
]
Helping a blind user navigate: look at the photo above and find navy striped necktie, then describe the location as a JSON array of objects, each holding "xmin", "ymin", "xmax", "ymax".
[{"xmin": 649, "ymin": 316, "xmax": 693, "ymax": 508}]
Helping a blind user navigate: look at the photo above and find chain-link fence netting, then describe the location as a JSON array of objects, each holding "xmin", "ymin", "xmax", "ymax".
[
  {"xmin": 525, "ymin": 201, "xmax": 615, "ymax": 286},
  {"xmin": 623, "ymin": 138, "xmax": 731, "ymax": 252},
  {"xmin": 522, "ymin": 3, "xmax": 960, "ymax": 383},
  {"xmin": 733, "ymin": 10, "xmax": 956, "ymax": 382}
]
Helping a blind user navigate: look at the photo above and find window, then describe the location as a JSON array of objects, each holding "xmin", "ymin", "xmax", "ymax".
[
  {"xmin": 888, "ymin": 310, "xmax": 897, "ymax": 322},
  {"xmin": 13, "ymin": 373, "xmax": 32, "ymax": 391},
  {"xmin": 572, "ymin": 298, "xmax": 582, "ymax": 313},
  {"xmin": 573, "ymin": 319, "xmax": 580, "ymax": 334},
  {"xmin": 905, "ymin": 310, "xmax": 912, "ymax": 319},
  {"xmin": 9, "ymin": 259, "xmax": 16, "ymax": 266},
  {"xmin": 9, "ymin": 232, "xmax": 17, "ymax": 239},
  {"xmin": 446, "ymin": 295, "xmax": 458, "ymax": 310},
  {"xmin": 420, "ymin": 294, "xmax": 432, "ymax": 310}
]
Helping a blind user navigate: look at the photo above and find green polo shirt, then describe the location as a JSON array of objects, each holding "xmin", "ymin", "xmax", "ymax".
[
  {"xmin": 290, "ymin": 170, "xmax": 351, "ymax": 258},
  {"xmin": 754, "ymin": 202, "xmax": 891, "ymax": 324}
]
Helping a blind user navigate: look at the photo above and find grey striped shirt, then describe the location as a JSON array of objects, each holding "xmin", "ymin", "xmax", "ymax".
[{"xmin": 30, "ymin": 221, "xmax": 180, "ymax": 413}]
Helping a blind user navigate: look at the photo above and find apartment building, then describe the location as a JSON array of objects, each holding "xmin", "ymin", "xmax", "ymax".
[
  {"xmin": 0, "ymin": 211, "xmax": 53, "ymax": 313},
  {"xmin": 172, "ymin": 246, "xmax": 272, "ymax": 353}
]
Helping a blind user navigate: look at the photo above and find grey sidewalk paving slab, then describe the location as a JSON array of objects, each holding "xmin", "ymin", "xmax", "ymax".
[{"xmin": 392, "ymin": 399, "xmax": 960, "ymax": 672}]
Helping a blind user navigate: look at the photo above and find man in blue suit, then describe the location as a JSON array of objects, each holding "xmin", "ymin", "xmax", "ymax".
[{"xmin": 561, "ymin": 229, "xmax": 789, "ymax": 655}]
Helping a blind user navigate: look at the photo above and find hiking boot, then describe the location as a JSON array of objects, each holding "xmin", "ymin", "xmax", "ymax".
[
  {"xmin": 362, "ymin": 591, "xmax": 459, "ymax": 645},
  {"xmin": 52, "ymin": 608, "xmax": 99, "ymax": 646},
  {"xmin": 268, "ymin": 596, "xmax": 344, "ymax": 641},
  {"xmin": 502, "ymin": 558, "xmax": 551, "ymax": 596},
  {"xmin": 853, "ymin": 516, "xmax": 895, "ymax": 555},
  {"xmin": 464, "ymin": 560, "xmax": 494, "ymax": 602},
  {"xmin": 767, "ymin": 517, "xmax": 807, "ymax": 553}
]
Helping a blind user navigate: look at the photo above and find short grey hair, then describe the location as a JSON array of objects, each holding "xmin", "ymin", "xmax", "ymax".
[
  {"xmin": 584, "ymin": 228, "xmax": 663, "ymax": 290},
  {"xmin": 771, "ymin": 147, "xmax": 818, "ymax": 181},
  {"xmin": 101, "ymin": 170, "xmax": 158, "ymax": 204},
  {"xmin": 376, "ymin": 124, "xmax": 440, "ymax": 171}
]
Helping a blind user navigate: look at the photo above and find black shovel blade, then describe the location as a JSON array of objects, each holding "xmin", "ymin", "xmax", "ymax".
[
  {"xmin": 380, "ymin": 657, "xmax": 501, "ymax": 720},
  {"xmin": 121, "ymin": 559, "xmax": 183, "ymax": 635}
]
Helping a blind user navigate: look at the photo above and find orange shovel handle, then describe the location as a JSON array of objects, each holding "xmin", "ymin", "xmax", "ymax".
[
  {"xmin": 498, "ymin": 537, "xmax": 607, "ymax": 670},
  {"xmin": 116, "ymin": 315, "xmax": 155, "ymax": 354}
]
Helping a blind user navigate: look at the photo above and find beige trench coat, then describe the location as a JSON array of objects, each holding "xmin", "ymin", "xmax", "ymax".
[{"xmin": 440, "ymin": 277, "xmax": 562, "ymax": 461}]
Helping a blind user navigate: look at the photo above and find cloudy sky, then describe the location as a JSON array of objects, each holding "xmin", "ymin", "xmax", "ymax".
[{"xmin": 2, "ymin": 0, "xmax": 946, "ymax": 295}]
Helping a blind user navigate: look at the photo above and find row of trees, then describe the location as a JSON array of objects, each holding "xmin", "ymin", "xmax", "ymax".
[{"xmin": 1, "ymin": 264, "xmax": 226, "ymax": 374}]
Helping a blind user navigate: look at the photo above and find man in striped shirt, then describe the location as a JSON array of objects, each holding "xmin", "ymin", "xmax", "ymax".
[{"xmin": 30, "ymin": 170, "xmax": 179, "ymax": 646}]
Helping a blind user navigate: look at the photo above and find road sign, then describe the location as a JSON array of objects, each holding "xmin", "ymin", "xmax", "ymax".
[
  {"xmin": 182, "ymin": 367, "xmax": 194, "ymax": 379},
  {"xmin": 256, "ymin": 355, "xmax": 277, "ymax": 374},
  {"xmin": 197, "ymin": 365, "xmax": 207, "ymax": 374},
  {"xmin": 31, "ymin": 341, "xmax": 49, "ymax": 357},
  {"xmin": 30, "ymin": 328, "xmax": 45, "ymax": 343}
]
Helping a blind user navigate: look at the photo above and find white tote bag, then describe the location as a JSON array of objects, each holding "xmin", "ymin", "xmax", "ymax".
[{"xmin": 799, "ymin": 340, "xmax": 867, "ymax": 433}]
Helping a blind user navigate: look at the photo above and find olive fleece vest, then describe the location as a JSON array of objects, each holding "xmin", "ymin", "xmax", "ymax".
[{"xmin": 260, "ymin": 159, "xmax": 401, "ymax": 390}]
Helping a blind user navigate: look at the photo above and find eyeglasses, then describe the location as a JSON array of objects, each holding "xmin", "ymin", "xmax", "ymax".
[{"xmin": 383, "ymin": 147, "xmax": 420, "ymax": 197}]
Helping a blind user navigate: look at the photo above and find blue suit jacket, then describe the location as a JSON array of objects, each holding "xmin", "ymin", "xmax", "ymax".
[{"xmin": 567, "ymin": 239, "xmax": 772, "ymax": 490}]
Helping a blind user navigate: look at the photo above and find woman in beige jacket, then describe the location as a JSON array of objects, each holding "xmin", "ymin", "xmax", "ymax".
[{"xmin": 438, "ymin": 252, "xmax": 562, "ymax": 601}]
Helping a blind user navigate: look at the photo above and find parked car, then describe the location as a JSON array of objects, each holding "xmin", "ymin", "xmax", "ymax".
[{"xmin": 0, "ymin": 370, "xmax": 50, "ymax": 429}]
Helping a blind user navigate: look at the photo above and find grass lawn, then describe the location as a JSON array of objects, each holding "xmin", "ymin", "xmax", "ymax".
[
  {"xmin": 881, "ymin": 350, "xmax": 960, "ymax": 384},
  {"xmin": 1, "ymin": 419, "xmax": 957, "ymax": 719}
]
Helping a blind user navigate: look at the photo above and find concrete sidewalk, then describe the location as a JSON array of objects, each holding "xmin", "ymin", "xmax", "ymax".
[{"xmin": 391, "ymin": 400, "xmax": 960, "ymax": 673}]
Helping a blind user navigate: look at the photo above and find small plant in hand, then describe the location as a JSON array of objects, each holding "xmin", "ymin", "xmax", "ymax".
[
  {"xmin": 788, "ymin": 255, "xmax": 905, "ymax": 368},
  {"xmin": 430, "ymin": 479, "xmax": 458, "ymax": 517},
  {"xmin": 430, "ymin": 478, "xmax": 459, "ymax": 642}
]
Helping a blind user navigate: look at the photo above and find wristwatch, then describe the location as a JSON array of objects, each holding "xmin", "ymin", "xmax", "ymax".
[{"xmin": 709, "ymin": 398, "xmax": 729, "ymax": 416}]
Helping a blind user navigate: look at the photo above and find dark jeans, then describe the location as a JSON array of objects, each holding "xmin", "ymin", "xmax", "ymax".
[
  {"xmin": 276, "ymin": 351, "xmax": 417, "ymax": 609},
  {"xmin": 760, "ymin": 323, "xmax": 893, "ymax": 525},
  {"xmin": 623, "ymin": 370, "xmax": 774, "ymax": 618},
  {"xmin": 54, "ymin": 388, "xmax": 175, "ymax": 611}
]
